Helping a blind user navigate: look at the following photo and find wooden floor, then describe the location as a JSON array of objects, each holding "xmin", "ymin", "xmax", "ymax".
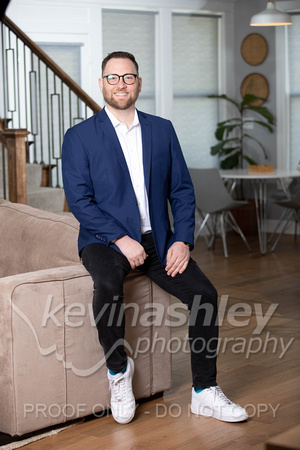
[{"xmin": 20, "ymin": 234, "xmax": 300, "ymax": 449}]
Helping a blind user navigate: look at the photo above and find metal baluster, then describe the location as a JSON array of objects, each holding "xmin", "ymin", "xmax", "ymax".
[
  {"xmin": 51, "ymin": 74, "xmax": 61, "ymax": 187},
  {"xmin": 23, "ymin": 42, "xmax": 29, "ymax": 139},
  {"xmin": 46, "ymin": 66, "xmax": 51, "ymax": 176},
  {"xmin": 38, "ymin": 57, "xmax": 44, "ymax": 164},
  {"xmin": 16, "ymin": 37, "xmax": 21, "ymax": 127},
  {"xmin": 68, "ymin": 88, "xmax": 72, "ymax": 128},
  {"xmin": 1, "ymin": 23, "xmax": 7, "ymax": 124},
  {"xmin": 58, "ymin": 79, "xmax": 65, "ymax": 187},
  {"xmin": 6, "ymin": 30, "xmax": 16, "ymax": 126},
  {"xmin": 61, "ymin": 79, "xmax": 65, "ymax": 145},
  {"xmin": 29, "ymin": 52, "xmax": 38, "ymax": 163}
]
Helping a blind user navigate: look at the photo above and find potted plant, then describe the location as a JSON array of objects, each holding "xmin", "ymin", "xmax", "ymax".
[
  {"xmin": 208, "ymin": 92, "xmax": 275, "ymax": 236},
  {"xmin": 209, "ymin": 92, "xmax": 275, "ymax": 169}
]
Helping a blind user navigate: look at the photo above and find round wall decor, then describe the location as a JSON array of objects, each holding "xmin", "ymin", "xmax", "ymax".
[
  {"xmin": 240, "ymin": 73, "xmax": 269, "ymax": 106},
  {"xmin": 241, "ymin": 33, "xmax": 268, "ymax": 66}
]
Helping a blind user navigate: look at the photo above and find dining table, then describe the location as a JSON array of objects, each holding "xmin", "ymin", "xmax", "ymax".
[{"xmin": 220, "ymin": 168, "xmax": 300, "ymax": 255}]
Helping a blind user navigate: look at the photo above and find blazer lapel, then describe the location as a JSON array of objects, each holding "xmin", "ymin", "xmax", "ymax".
[
  {"xmin": 97, "ymin": 109, "xmax": 152, "ymax": 193},
  {"xmin": 138, "ymin": 111, "xmax": 152, "ymax": 195},
  {"xmin": 97, "ymin": 109, "xmax": 131, "ymax": 178}
]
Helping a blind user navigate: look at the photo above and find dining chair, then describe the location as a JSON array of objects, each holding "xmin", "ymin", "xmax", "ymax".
[
  {"xmin": 269, "ymin": 188, "xmax": 300, "ymax": 252},
  {"xmin": 189, "ymin": 168, "xmax": 252, "ymax": 258},
  {"xmin": 270, "ymin": 177, "xmax": 300, "ymax": 201}
]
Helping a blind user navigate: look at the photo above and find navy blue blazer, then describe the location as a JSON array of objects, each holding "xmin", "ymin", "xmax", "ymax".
[{"xmin": 62, "ymin": 108, "xmax": 195, "ymax": 264}]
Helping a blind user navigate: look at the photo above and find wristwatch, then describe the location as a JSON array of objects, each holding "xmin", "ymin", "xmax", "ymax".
[{"xmin": 184, "ymin": 242, "xmax": 192, "ymax": 250}]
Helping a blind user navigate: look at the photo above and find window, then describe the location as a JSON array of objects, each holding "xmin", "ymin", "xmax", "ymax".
[
  {"xmin": 172, "ymin": 13, "xmax": 220, "ymax": 168},
  {"xmin": 102, "ymin": 10, "xmax": 156, "ymax": 115},
  {"xmin": 39, "ymin": 43, "xmax": 82, "ymax": 85},
  {"xmin": 287, "ymin": 14, "xmax": 300, "ymax": 169},
  {"xmin": 101, "ymin": 9, "xmax": 221, "ymax": 168}
]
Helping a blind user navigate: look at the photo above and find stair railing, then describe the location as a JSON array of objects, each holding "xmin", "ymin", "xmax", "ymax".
[{"xmin": 0, "ymin": 14, "xmax": 101, "ymax": 196}]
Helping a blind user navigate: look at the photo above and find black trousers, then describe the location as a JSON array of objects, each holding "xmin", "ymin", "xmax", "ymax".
[{"xmin": 81, "ymin": 233, "xmax": 218, "ymax": 387}]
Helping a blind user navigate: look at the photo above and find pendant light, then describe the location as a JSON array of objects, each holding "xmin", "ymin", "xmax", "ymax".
[{"xmin": 250, "ymin": 0, "xmax": 292, "ymax": 26}]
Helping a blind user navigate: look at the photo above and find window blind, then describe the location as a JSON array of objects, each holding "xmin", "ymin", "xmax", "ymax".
[
  {"xmin": 172, "ymin": 14, "xmax": 220, "ymax": 168},
  {"xmin": 288, "ymin": 14, "xmax": 300, "ymax": 169},
  {"xmin": 102, "ymin": 10, "xmax": 156, "ymax": 115}
]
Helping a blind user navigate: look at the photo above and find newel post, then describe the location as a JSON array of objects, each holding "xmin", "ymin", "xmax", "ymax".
[{"xmin": 1, "ymin": 128, "xmax": 30, "ymax": 205}]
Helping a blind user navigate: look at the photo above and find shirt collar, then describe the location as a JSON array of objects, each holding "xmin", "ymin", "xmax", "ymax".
[{"xmin": 105, "ymin": 106, "xmax": 140, "ymax": 130}]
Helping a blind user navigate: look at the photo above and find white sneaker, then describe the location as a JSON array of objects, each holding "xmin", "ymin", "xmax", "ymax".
[
  {"xmin": 107, "ymin": 357, "xmax": 135, "ymax": 424},
  {"xmin": 191, "ymin": 386, "xmax": 248, "ymax": 422}
]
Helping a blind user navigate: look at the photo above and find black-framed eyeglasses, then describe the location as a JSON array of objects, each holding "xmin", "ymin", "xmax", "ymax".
[{"xmin": 103, "ymin": 73, "xmax": 138, "ymax": 85}]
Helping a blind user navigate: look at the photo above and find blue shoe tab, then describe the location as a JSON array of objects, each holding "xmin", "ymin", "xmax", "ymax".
[
  {"xmin": 109, "ymin": 365, "xmax": 127, "ymax": 376},
  {"xmin": 194, "ymin": 387, "xmax": 205, "ymax": 393}
]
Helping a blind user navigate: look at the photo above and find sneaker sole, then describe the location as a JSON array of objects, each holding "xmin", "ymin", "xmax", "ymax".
[
  {"xmin": 112, "ymin": 404, "xmax": 136, "ymax": 425},
  {"xmin": 191, "ymin": 405, "xmax": 248, "ymax": 423}
]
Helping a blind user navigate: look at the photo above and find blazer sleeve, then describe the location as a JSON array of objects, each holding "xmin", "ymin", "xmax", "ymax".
[
  {"xmin": 168, "ymin": 121, "xmax": 196, "ymax": 249},
  {"xmin": 62, "ymin": 127, "xmax": 127, "ymax": 245}
]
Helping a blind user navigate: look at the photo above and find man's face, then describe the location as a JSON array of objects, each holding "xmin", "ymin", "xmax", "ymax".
[{"xmin": 99, "ymin": 58, "xmax": 142, "ymax": 111}]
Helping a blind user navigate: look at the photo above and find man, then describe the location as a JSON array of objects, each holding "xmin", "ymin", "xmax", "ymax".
[{"xmin": 62, "ymin": 51, "xmax": 248, "ymax": 425}]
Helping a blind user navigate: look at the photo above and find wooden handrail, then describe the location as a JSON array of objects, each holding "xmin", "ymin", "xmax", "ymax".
[{"xmin": 2, "ymin": 15, "xmax": 101, "ymax": 114}]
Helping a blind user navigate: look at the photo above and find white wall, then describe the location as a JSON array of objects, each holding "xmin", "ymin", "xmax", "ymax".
[
  {"xmin": 5, "ymin": 0, "xmax": 300, "ymax": 169},
  {"xmin": 6, "ymin": 0, "xmax": 104, "ymax": 105},
  {"xmin": 5, "ymin": 0, "xmax": 236, "ymax": 116},
  {"xmin": 233, "ymin": 0, "xmax": 277, "ymax": 167}
]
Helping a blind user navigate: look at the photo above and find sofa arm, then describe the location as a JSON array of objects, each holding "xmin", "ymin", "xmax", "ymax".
[{"xmin": 0, "ymin": 265, "xmax": 171, "ymax": 436}]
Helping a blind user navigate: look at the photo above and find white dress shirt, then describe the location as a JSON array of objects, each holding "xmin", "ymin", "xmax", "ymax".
[{"xmin": 105, "ymin": 107, "xmax": 151, "ymax": 234}]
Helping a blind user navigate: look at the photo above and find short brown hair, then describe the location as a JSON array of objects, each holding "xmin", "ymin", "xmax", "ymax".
[{"xmin": 101, "ymin": 51, "xmax": 139, "ymax": 75}]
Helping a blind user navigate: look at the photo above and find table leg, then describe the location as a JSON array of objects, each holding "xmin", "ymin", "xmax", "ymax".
[{"xmin": 252, "ymin": 179, "xmax": 267, "ymax": 255}]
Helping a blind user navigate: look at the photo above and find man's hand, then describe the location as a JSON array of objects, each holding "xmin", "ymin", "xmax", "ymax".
[
  {"xmin": 114, "ymin": 235, "xmax": 148, "ymax": 269},
  {"xmin": 165, "ymin": 241, "xmax": 190, "ymax": 277}
]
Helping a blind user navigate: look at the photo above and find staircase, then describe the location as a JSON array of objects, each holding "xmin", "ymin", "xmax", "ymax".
[
  {"xmin": 0, "ymin": 15, "xmax": 101, "ymax": 211},
  {"xmin": 26, "ymin": 164, "xmax": 65, "ymax": 212},
  {"xmin": 0, "ymin": 156, "xmax": 65, "ymax": 212}
]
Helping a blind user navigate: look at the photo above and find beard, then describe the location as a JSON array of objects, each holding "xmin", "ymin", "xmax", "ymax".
[{"xmin": 102, "ymin": 84, "xmax": 140, "ymax": 111}]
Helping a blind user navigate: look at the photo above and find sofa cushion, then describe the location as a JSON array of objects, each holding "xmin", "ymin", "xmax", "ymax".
[{"xmin": 0, "ymin": 200, "xmax": 80, "ymax": 277}]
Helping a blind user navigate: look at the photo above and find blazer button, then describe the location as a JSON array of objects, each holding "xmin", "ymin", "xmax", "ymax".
[{"xmin": 137, "ymin": 226, "xmax": 140, "ymax": 230}]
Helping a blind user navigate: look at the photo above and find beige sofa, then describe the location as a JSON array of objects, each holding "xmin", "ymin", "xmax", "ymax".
[{"xmin": 0, "ymin": 200, "xmax": 172, "ymax": 436}]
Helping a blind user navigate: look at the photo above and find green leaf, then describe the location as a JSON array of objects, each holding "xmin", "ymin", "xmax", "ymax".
[
  {"xmin": 215, "ymin": 124, "xmax": 240, "ymax": 140},
  {"xmin": 244, "ymin": 105, "xmax": 275, "ymax": 125},
  {"xmin": 244, "ymin": 120, "xmax": 274, "ymax": 133},
  {"xmin": 211, "ymin": 137, "xmax": 239, "ymax": 151},
  {"xmin": 210, "ymin": 142, "xmax": 225, "ymax": 155},
  {"xmin": 223, "ymin": 146, "xmax": 240, "ymax": 155},
  {"xmin": 243, "ymin": 155, "xmax": 257, "ymax": 165},
  {"xmin": 208, "ymin": 94, "xmax": 241, "ymax": 111},
  {"xmin": 225, "ymin": 124, "xmax": 240, "ymax": 137},
  {"xmin": 242, "ymin": 93, "xmax": 266, "ymax": 106},
  {"xmin": 220, "ymin": 153, "xmax": 240, "ymax": 169},
  {"xmin": 215, "ymin": 126, "xmax": 226, "ymax": 141}
]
